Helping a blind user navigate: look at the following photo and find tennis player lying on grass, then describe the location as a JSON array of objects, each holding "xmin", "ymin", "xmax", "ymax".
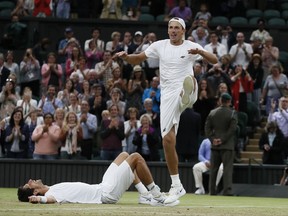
[{"xmin": 17, "ymin": 152, "xmax": 179, "ymax": 206}]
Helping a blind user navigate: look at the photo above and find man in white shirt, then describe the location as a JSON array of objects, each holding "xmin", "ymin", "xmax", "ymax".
[
  {"xmin": 17, "ymin": 152, "xmax": 179, "ymax": 206},
  {"xmin": 229, "ymin": 32, "xmax": 253, "ymax": 69},
  {"xmin": 204, "ymin": 32, "xmax": 227, "ymax": 62}
]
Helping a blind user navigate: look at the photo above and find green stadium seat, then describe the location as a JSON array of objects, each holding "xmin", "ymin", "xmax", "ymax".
[
  {"xmin": 209, "ymin": 16, "xmax": 229, "ymax": 26},
  {"xmin": 246, "ymin": 9, "xmax": 263, "ymax": 19},
  {"xmin": 0, "ymin": 9, "xmax": 12, "ymax": 17},
  {"xmin": 267, "ymin": 17, "xmax": 286, "ymax": 26},
  {"xmin": 156, "ymin": 14, "xmax": 165, "ymax": 21},
  {"xmin": 0, "ymin": 1, "xmax": 14, "ymax": 10},
  {"xmin": 230, "ymin": 16, "xmax": 248, "ymax": 25},
  {"xmin": 281, "ymin": 2, "xmax": 288, "ymax": 10},
  {"xmin": 282, "ymin": 10, "xmax": 288, "ymax": 20},
  {"xmin": 140, "ymin": 6, "xmax": 150, "ymax": 14},
  {"xmin": 278, "ymin": 51, "xmax": 288, "ymax": 64},
  {"xmin": 263, "ymin": 9, "xmax": 281, "ymax": 20},
  {"xmin": 249, "ymin": 17, "xmax": 261, "ymax": 25},
  {"xmin": 138, "ymin": 14, "xmax": 154, "ymax": 21}
]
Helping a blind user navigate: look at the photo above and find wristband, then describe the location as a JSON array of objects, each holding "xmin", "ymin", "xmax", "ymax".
[{"xmin": 39, "ymin": 196, "xmax": 47, "ymax": 204}]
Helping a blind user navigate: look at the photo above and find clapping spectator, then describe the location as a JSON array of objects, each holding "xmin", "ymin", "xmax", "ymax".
[
  {"xmin": 106, "ymin": 88, "xmax": 126, "ymax": 121},
  {"xmin": 229, "ymin": 32, "xmax": 253, "ymax": 69},
  {"xmin": 133, "ymin": 113, "xmax": 160, "ymax": 161},
  {"xmin": 261, "ymin": 36, "xmax": 279, "ymax": 80},
  {"xmin": 33, "ymin": 0, "xmax": 52, "ymax": 17},
  {"xmin": 77, "ymin": 100, "xmax": 97, "ymax": 160},
  {"xmin": 100, "ymin": 0, "xmax": 122, "ymax": 19},
  {"xmin": 105, "ymin": 32, "xmax": 121, "ymax": 52},
  {"xmin": 0, "ymin": 79, "xmax": 19, "ymax": 120},
  {"xmin": 57, "ymin": 79, "xmax": 78, "ymax": 107},
  {"xmin": 59, "ymin": 111, "xmax": 83, "ymax": 159},
  {"xmin": 4, "ymin": 109, "xmax": 29, "ymax": 158},
  {"xmin": 4, "ymin": 51, "xmax": 19, "ymax": 80},
  {"xmin": 142, "ymin": 76, "xmax": 160, "ymax": 114},
  {"xmin": 16, "ymin": 87, "xmax": 37, "ymax": 117},
  {"xmin": 126, "ymin": 65, "xmax": 148, "ymax": 113},
  {"xmin": 106, "ymin": 66, "xmax": 127, "ymax": 95},
  {"xmin": 100, "ymin": 104, "xmax": 124, "ymax": 160},
  {"xmin": 41, "ymin": 52, "xmax": 63, "ymax": 90},
  {"xmin": 66, "ymin": 46, "xmax": 82, "ymax": 78},
  {"xmin": 11, "ymin": 0, "xmax": 34, "ymax": 17},
  {"xmin": 31, "ymin": 112, "xmax": 61, "ymax": 159},
  {"xmin": 123, "ymin": 107, "xmax": 141, "ymax": 154},
  {"xmin": 38, "ymin": 85, "xmax": 63, "ymax": 115}
]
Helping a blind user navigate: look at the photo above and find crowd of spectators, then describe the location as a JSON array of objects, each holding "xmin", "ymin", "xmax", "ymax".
[{"xmin": 0, "ymin": 1, "xmax": 287, "ymax": 166}]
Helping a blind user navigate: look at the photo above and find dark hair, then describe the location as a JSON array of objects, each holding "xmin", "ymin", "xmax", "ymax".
[
  {"xmin": 9, "ymin": 109, "xmax": 24, "ymax": 127},
  {"xmin": 17, "ymin": 186, "xmax": 34, "ymax": 202},
  {"xmin": 43, "ymin": 112, "xmax": 54, "ymax": 121}
]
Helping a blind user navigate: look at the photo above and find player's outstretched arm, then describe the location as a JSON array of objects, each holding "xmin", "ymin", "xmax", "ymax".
[{"xmin": 115, "ymin": 51, "xmax": 147, "ymax": 65}]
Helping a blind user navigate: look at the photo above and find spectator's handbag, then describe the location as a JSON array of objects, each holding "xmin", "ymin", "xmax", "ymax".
[
  {"xmin": 21, "ymin": 68, "xmax": 40, "ymax": 83},
  {"xmin": 272, "ymin": 78, "xmax": 288, "ymax": 97}
]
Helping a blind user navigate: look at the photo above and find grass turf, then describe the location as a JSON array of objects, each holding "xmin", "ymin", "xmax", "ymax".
[{"xmin": 1, "ymin": 188, "xmax": 288, "ymax": 216}]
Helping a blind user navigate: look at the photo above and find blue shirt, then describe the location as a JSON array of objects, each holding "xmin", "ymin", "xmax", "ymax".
[
  {"xmin": 142, "ymin": 87, "xmax": 161, "ymax": 113},
  {"xmin": 198, "ymin": 138, "xmax": 211, "ymax": 163},
  {"xmin": 77, "ymin": 112, "xmax": 97, "ymax": 139}
]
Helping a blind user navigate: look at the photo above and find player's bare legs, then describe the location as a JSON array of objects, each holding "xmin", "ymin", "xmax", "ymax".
[{"xmin": 126, "ymin": 152, "xmax": 179, "ymax": 206}]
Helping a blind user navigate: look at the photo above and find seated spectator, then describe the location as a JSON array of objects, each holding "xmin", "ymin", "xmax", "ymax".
[
  {"xmin": 168, "ymin": 0, "xmax": 192, "ymax": 22},
  {"xmin": 192, "ymin": 26, "xmax": 208, "ymax": 48},
  {"xmin": 59, "ymin": 111, "xmax": 83, "ymax": 159},
  {"xmin": 4, "ymin": 109, "xmax": 29, "ymax": 158},
  {"xmin": 100, "ymin": 104, "xmax": 125, "ymax": 160},
  {"xmin": 139, "ymin": 98, "xmax": 160, "ymax": 133},
  {"xmin": 259, "ymin": 121, "xmax": 284, "ymax": 165},
  {"xmin": 100, "ymin": 0, "xmax": 122, "ymax": 19},
  {"xmin": 33, "ymin": 0, "xmax": 52, "ymax": 17},
  {"xmin": 1, "ymin": 15, "xmax": 27, "ymax": 49},
  {"xmin": 193, "ymin": 138, "xmax": 223, "ymax": 195},
  {"xmin": 31, "ymin": 112, "xmax": 61, "ymax": 160},
  {"xmin": 133, "ymin": 113, "xmax": 160, "ymax": 161}
]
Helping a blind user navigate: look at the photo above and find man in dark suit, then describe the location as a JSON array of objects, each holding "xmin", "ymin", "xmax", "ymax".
[
  {"xmin": 205, "ymin": 93, "xmax": 237, "ymax": 196},
  {"xmin": 0, "ymin": 53, "xmax": 11, "ymax": 91},
  {"xmin": 176, "ymin": 108, "xmax": 201, "ymax": 163}
]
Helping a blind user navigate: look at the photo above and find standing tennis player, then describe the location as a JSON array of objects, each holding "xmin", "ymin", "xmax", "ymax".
[{"xmin": 116, "ymin": 17, "xmax": 217, "ymax": 204}]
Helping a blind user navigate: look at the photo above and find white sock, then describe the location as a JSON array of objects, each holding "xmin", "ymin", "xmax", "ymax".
[
  {"xmin": 135, "ymin": 182, "xmax": 148, "ymax": 194},
  {"xmin": 147, "ymin": 182, "xmax": 155, "ymax": 191},
  {"xmin": 147, "ymin": 182, "xmax": 161, "ymax": 197},
  {"xmin": 171, "ymin": 174, "xmax": 181, "ymax": 186}
]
